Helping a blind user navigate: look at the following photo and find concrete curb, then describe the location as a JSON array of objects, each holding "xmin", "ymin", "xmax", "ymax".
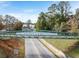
[{"xmin": 39, "ymin": 39, "xmax": 66, "ymax": 58}]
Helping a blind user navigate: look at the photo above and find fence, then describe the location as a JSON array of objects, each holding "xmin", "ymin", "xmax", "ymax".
[{"xmin": 0, "ymin": 31, "xmax": 79, "ymax": 39}]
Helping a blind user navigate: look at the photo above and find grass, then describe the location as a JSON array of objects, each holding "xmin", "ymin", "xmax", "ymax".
[
  {"xmin": 66, "ymin": 48, "xmax": 79, "ymax": 58},
  {"xmin": 18, "ymin": 38, "xmax": 25, "ymax": 58},
  {"xmin": 44, "ymin": 39, "xmax": 79, "ymax": 58},
  {"xmin": 0, "ymin": 48, "xmax": 6, "ymax": 58}
]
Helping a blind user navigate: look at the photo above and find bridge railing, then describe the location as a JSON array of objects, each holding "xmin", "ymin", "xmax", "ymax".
[{"xmin": 0, "ymin": 31, "xmax": 79, "ymax": 39}]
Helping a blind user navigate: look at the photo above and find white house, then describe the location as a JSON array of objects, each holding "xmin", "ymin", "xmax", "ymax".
[{"xmin": 22, "ymin": 23, "xmax": 35, "ymax": 31}]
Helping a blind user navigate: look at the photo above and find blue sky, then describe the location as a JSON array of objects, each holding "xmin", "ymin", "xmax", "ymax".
[{"xmin": 0, "ymin": 1, "xmax": 79, "ymax": 23}]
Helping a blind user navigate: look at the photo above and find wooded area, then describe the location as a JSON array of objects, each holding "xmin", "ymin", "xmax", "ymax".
[{"xmin": 35, "ymin": 1, "xmax": 79, "ymax": 33}]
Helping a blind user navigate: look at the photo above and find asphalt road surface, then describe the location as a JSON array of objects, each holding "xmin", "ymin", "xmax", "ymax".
[{"xmin": 25, "ymin": 38, "xmax": 56, "ymax": 58}]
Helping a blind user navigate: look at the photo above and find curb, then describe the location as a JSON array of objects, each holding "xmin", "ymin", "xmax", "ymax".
[{"xmin": 39, "ymin": 39, "xmax": 66, "ymax": 58}]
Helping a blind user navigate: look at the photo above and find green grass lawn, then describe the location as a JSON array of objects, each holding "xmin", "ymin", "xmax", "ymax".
[
  {"xmin": 44, "ymin": 39, "xmax": 79, "ymax": 58},
  {"xmin": 67, "ymin": 48, "xmax": 79, "ymax": 58}
]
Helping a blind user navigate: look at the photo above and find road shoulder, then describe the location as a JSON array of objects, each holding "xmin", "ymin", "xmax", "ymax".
[{"xmin": 39, "ymin": 39, "xmax": 66, "ymax": 58}]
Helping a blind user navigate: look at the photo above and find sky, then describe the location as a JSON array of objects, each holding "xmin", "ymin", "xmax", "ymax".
[{"xmin": 0, "ymin": 1, "xmax": 79, "ymax": 23}]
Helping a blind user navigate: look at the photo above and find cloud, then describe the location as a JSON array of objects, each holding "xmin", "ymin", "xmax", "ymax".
[
  {"xmin": 0, "ymin": 2, "xmax": 47, "ymax": 23},
  {"xmin": 23, "ymin": 7, "xmax": 47, "ymax": 14},
  {"xmin": 23, "ymin": 9, "xmax": 37, "ymax": 13},
  {"xmin": 6, "ymin": 12, "xmax": 38, "ymax": 23},
  {"xmin": 0, "ymin": 1, "xmax": 6, "ymax": 4},
  {"xmin": 8, "ymin": 9, "xmax": 40, "ymax": 23},
  {"xmin": 0, "ymin": 1, "xmax": 10, "ymax": 10},
  {"xmin": 1, "ymin": 8, "xmax": 39, "ymax": 23}
]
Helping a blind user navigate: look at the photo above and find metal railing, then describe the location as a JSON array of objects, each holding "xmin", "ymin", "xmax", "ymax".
[{"xmin": 0, "ymin": 31, "xmax": 79, "ymax": 39}]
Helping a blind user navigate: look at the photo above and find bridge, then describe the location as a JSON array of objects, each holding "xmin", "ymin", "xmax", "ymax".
[
  {"xmin": 0, "ymin": 31, "xmax": 79, "ymax": 39},
  {"xmin": 0, "ymin": 31, "xmax": 78, "ymax": 58}
]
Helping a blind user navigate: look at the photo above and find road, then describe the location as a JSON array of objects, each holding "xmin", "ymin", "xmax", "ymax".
[{"xmin": 25, "ymin": 38, "xmax": 56, "ymax": 58}]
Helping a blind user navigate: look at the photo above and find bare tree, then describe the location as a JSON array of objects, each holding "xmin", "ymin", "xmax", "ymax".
[
  {"xmin": 13, "ymin": 21, "xmax": 23, "ymax": 30},
  {"xmin": 4, "ymin": 15, "xmax": 20, "ymax": 31},
  {"xmin": 0, "ymin": 15, "xmax": 4, "ymax": 30}
]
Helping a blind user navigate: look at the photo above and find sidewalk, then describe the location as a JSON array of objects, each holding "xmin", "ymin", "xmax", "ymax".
[{"xmin": 39, "ymin": 39, "xmax": 66, "ymax": 58}]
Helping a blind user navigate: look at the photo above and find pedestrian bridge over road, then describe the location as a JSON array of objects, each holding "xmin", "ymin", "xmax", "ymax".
[
  {"xmin": 0, "ymin": 31, "xmax": 79, "ymax": 39},
  {"xmin": 16, "ymin": 32, "xmax": 57, "ymax": 37}
]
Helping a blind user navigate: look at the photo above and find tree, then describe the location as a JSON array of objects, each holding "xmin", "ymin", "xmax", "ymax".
[
  {"xmin": 0, "ymin": 15, "xmax": 4, "ymax": 30},
  {"xmin": 35, "ymin": 18, "xmax": 41, "ymax": 31},
  {"xmin": 47, "ymin": 1, "xmax": 71, "ymax": 32},
  {"xmin": 58, "ymin": 1, "xmax": 71, "ymax": 18},
  {"xmin": 0, "ymin": 22, "xmax": 4, "ymax": 30},
  {"xmin": 48, "ymin": 4, "xmax": 57, "ymax": 16},
  {"xmin": 48, "ymin": 1, "xmax": 71, "ymax": 20},
  {"xmin": 36, "ymin": 12, "xmax": 48, "ymax": 31},
  {"xmin": 75, "ymin": 8, "xmax": 79, "ymax": 20},
  {"xmin": 13, "ymin": 21, "xmax": 23, "ymax": 30},
  {"xmin": 36, "ymin": 1, "xmax": 72, "ymax": 32},
  {"xmin": 70, "ymin": 16, "xmax": 78, "ymax": 33},
  {"xmin": 67, "ymin": 15, "xmax": 78, "ymax": 33},
  {"xmin": 4, "ymin": 15, "xmax": 22, "ymax": 31},
  {"xmin": 47, "ymin": 4, "xmax": 58, "ymax": 31},
  {"xmin": 0, "ymin": 15, "xmax": 3, "ymax": 22},
  {"xmin": 75, "ymin": 8, "xmax": 79, "ymax": 30}
]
